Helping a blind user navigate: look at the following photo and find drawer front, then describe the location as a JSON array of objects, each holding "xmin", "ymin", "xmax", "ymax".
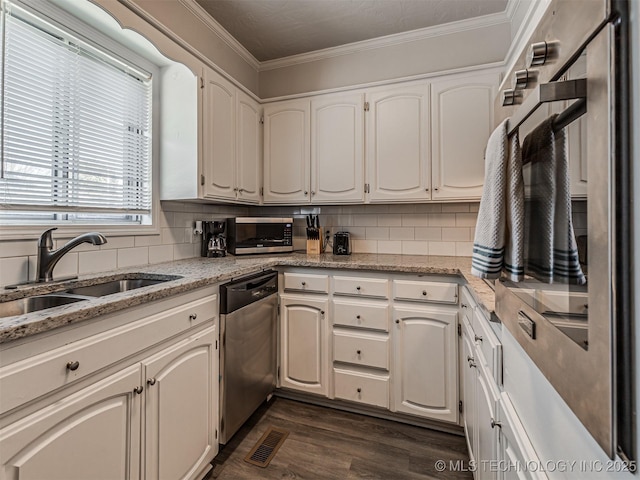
[
  {"xmin": 536, "ymin": 290, "xmax": 589, "ymax": 315},
  {"xmin": 472, "ymin": 309, "xmax": 502, "ymax": 384},
  {"xmin": 283, "ymin": 273, "xmax": 329, "ymax": 293},
  {"xmin": 334, "ymin": 369, "xmax": 389, "ymax": 408},
  {"xmin": 333, "ymin": 331, "xmax": 389, "ymax": 370},
  {"xmin": 332, "ymin": 300, "xmax": 389, "ymax": 332},
  {"xmin": 460, "ymin": 287, "xmax": 477, "ymax": 311},
  {"xmin": 393, "ymin": 280, "xmax": 458, "ymax": 304},
  {"xmin": 333, "ymin": 276, "xmax": 389, "ymax": 299},
  {"xmin": 0, "ymin": 296, "xmax": 216, "ymax": 415}
]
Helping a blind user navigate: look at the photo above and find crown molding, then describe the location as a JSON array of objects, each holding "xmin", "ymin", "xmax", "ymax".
[
  {"xmin": 258, "ymin": 7, "xmax": 513, "ymax": 72},
  {"xmin": 176, "ymin": 0, "xmax": 260, "ymax": 71}
]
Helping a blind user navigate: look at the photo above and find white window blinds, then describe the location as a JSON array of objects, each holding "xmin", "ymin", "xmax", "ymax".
[{"xmin": 0, "ymin": 4, "xmax": 152, "ymax": 217}]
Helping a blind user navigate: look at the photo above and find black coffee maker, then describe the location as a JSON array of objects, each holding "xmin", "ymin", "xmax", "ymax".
[{"xmin": 201, "ymin": 221, "xmax": 226, "ymax": 257}]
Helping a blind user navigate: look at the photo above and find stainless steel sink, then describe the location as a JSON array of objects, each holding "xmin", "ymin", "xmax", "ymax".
[
  {"xmin": 64, "ymin": 277, "xmax": 178, "ymax": 297},
  {"xmin": 0, "ymin": 295, "xmax": 87, "ymax": 318}
]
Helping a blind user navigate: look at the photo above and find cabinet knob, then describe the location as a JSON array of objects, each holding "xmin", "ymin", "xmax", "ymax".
[
  {"xmin": 422, "ymin": 290, "xmax": 428, "ymax": 296},
  {"xmin": 356, "ymin": 286, "xmax": 361, "ymax": 291},
  {"xmin": 461, "ymin": 303, "xmax": 468, "ymax": 308},
  {"xmin": 238, "ymin": 188, "xmax": 244, "ymax": 193},
  {"xmin": 357, "ymin": 388, "xmax": 362, "ymax": 393},
  {"xmin": 66, "ymin": 361, "xmax": 80, "ymax": 371},
  {"xmin": 304, "ymin": 191, "xmax": 308, "ymax": 196},
  {"xmin": 233, "ymin": 187, "xmax": 238, "ymax": 192},
  {"xmin": 475, "ymin": 334, "xmax": 483, "ymax": 342},
  {"xmin": 301, "ymin": 281, "xmax": 306, "ymax": 286},
  {"xmin": 133, "ymin": 386, "xmax": 144, "ymax": 395},
  {"xmin": 490, "ymin": 418, "xmax": 502, "ymax": 429},
  {"xmin": 395, "ymin": 319, "xmax": 400, "ymax": 324},
  {"xmin": 425, "ymin": 188, "xmax": 429, "ymax": 192},
  {"xmin": 467, "ymin": 355, "xmax": 476, "ymax": 368},
  {"xmin": 320, "ymin": 310, "xmax": 325, "ymax": 315},
  {"xmin": 311, "ymin": 191, "xmax": 315, "ymax": 196},
  {"xmin": 357, "ymin": 350, "xmax": 361, "ymax": 355},
  {"xmin": 356, "ymin": 315, "xmax": 361, "ymax": 320},
  {"xmin": 189, "ymin": 313, "xmax": 198, "ymax": 321},
  {"xmin": 434, "ymin": 187, "xmax": 439, "ymax": 192},
  {"xmin": 147, "ymin": 378, "xmax": 157, "ymax": 386}
]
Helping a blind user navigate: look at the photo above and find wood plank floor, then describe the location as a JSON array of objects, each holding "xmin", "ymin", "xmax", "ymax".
[{"xmin": 208, "ymin": 397, "xmax": 473, "ymax": 479}]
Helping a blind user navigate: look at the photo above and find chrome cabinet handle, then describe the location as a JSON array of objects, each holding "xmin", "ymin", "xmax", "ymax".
[
  {"xmin": 475, "ymin": 334, "xmax": 483, "ymax": 342},
  {"xmin": 66, "ymin": 361, "xmax": 80, "ymax": 371},
  {"xmin": 147, "ymin": 378, "xmax": 156, "ymax": 386},
  {"xmin": 133, "ymin": 386, "xmax": 143, "ymax": 395},
  {"xmin": 490, "ymin": 418, "xmax": 502, "ymax": 429},
  {"xmin": 189, "ymin": 313, "xmax": 198, "ymax": 321}
]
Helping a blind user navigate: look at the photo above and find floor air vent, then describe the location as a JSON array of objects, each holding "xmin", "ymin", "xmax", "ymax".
[{"xmin": 244, "ymin": 426, "xmax": 289, "ymax": 468}]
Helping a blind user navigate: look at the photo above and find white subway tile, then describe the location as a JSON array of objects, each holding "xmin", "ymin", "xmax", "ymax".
[
  {"xmin": 173, "ymin": 243, "xmax": 196, "ymax": 260},
  {"xmin": 353, "ymin": 215, "xmax": 378, "ymax": 227},
  {"xmin": 173, "ymin": 212, "xmax": 195, "ymax": 229},
  {"xmin": 389, "ymin": 227, "xmax": 414, "ymax": 241},
  {"xmin": 441, "ymin": 203, "xmax": 470, "ymax": 213},
  {"xmin": 455, "ymin": 213, "xmax": 478, "ymax": 227},
  {"xmin": 365, "ymin": 227, "xmax": 389, "ymax": 240},
  {"xmin": 428, "ymin": 213, "xmax": 456, "ymax": 227},
  {"xmin": 428, "ymin": 241, "xmax": 456, "ymax": 256},
  {"xmin": 377, "ymin": 214, "xmax": 402, "ymax": 227},
  {"xmin": 414, "ymin": 227, "xmax": 442, "ymax": 241},
  {"xmin": 401, "ymin": 241, "xmax": 428, "ymax": 255},
  {"xmin": 118, "ymin": 247, "xmax": 149, "ymax": 268},
  {"xmin": 401, "ymin": 214, "xmax": 428, "ymax": 227},
  {"xmin": 134, "ymin": 235, "xmax": 162, "ymax": 247},
  {"xmin": 344, "ymin": 227, "xmax": 366, "ymax": 238},
  {"xmin": 337, "ymin": 215, "xmax": 353, "ymax": 226},
  {"xmin": 161, "ymin": 227, "xmax": 186, "ymax": 245},
  {"xmin": 0, "ymin": 256, "xmax": 29, "ymax": 287},
  {"xmin": 100, "ymin": 236, "xmax": 135, "ymax": 250},
  {"xmin": 378, "ymin": 241, "xmax": 402, "ymax": 254},
  {"xmin": 352, "ymin": 239, "xmax": 377, "ymax": 254},
  {"xmin": 456, "ymin": 242, "xmax": 474, "ymax": 257},
  {"xmin": 27, "ymin": 253, "xmax": 78, "ymax": 281},
  {"xmin": 442, "ymin": 227, "xmax": 471, "ymax": 241},
  {"xmin": 79, "ymin": 250, "xmax": 118, "ymax": 275},
  {"xmin": 0, "ymin": 240, "xmax": 37, "ymax": 258},
  {"xmin": 414, "ymin": 204, "xmax": 442, "ymax": 213},
  {"xmin": 159, "ymin": 211, "xmax": 174, "ymax": 228},
  {"xmin": 149, "ymin": 245, "xmax": 174, "ymax": 264},
  {"xmin": 469, "ymin": 202, "xmax": 480, "ymax": 213},
  {"xmin": 387, "ymin": 204, "xmax": 416, "ymax": 214}
]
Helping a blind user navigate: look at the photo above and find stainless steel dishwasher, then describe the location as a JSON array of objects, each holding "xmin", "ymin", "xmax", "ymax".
[{"xmin": 219, "ymin": 270, "xmax": 278, "ymax": 444}]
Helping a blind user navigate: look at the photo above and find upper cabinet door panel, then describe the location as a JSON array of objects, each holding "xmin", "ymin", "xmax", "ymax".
[
  {"xmin": 311, "ymin": 93, "xmax": 364, "ymax": 203},
  {"xmin": 366, "ymin": 84, "xmax": 430, "ymax": 202},
  {"xmin": 263, "ymin": 99, "xmax": 310, "ymax": 203},
  {"xmin": 202, "ymin": 67, "xmax": 236, "ymax": 200},
  {"xmin": 236, "ymin": 91, "xmax": 262, "ymax": 204},
  {"xmin": 431, "ymin": 72, "xmax": 498, "ymax": 200}
]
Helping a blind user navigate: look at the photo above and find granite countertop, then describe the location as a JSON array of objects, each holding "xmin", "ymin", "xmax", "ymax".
[{"xmin": 0, "ymin": 253, "xmax": 496, "ymax": 344}]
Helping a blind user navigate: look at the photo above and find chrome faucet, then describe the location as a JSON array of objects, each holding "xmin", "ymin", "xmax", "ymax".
[{"xmin": 36, "ymin": 228, "xmax": 107, "ymax": 282}]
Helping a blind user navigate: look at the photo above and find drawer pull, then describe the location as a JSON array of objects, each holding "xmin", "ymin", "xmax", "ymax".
[
  {"xmin": 356, "ymin": 350, "xmax": 361, "ymax": 355},
  {"xmin": 490, "ymin": 418, "xmax": 502, "ymax": 429},
  {"xmin": 320, "ymin": 310, "xmax": 325, "ymax": 315},
  {"xmin": 467, "ymin": 355, "xmax": 476, "ymax": 368},
  {"xmin": 395, "ymin": 319, "xmax": 400, "ymax": 324},
  {"xmin": 475, "ymin": 334, "xmax": 483, "ymax": 342},
  {"xmin": 66, "ymin": 361, "xmax": 80, "ymax": 371},
  {"xmin": 189, "ymin": 313, "xmax": 198, "ymax": 321},
  {"xmin": 301, "ymin": 281, "xmax": 306, "ymax": 286},
  {"xmin": 133, "ymin": 386, "xmax": 144, "ymax": 395},
  {"xmin": 461, "ymin": 303, "xmax": 468, "ymax": 308},
  {"xmin": 356, "ymin": 315, "xmax": 361, "ymax": 320},
  {"xmin": 147, "ymin": 378, "xmax": 157, "ymax": 386},
  {"xmin": 357, "ymin": 388, "xmax": 362, "ymax": 393},
  {"xmin": 356, "ymin": 286, "xmax": 361, "ymax": 291},
  {"xmin": 422, "ymin": 290, "xmax": 427, "ymax": 296}
]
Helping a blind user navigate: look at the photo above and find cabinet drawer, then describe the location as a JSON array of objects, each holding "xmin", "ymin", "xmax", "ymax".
[
  {"xmin": 333, "ymin": 300, "xmax": 389, "ymax": 331},
  {"xmin": 0, "ymin": 296, "xmax": 216, "ymax": 415},
  {"xmin": 536, "ymin": 290, "xmax": 589, "ymax": 315},
  {"xmin": 333, "ymin": 331, "xmax": 389, "ymax": 370},
  {"xmin": 393, "ymin": 279, "xmax": 458, "ymax": 304},
  {"xmin": 334, "ymin": 369, "xmax": 389, "ymax": 408},
  {"xmin": 283, "ymin": 273, "xmax": 329, "ymax": 293},
  {"xmin": 333, "ymin": 276, "xmax": 388, "ymax": 299},
  {"xmin": 472, "ymin": 309, "xmax": 502, "ymax": 384}
]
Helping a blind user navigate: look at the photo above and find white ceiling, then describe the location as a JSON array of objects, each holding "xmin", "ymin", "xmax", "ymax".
[{"xmin": 195, "ymin": 0, "xmax": 509, "ymax": 62}]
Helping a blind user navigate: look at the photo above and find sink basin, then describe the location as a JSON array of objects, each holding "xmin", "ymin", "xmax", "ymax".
[
  {"xmin": 0, "ymin": 295, "xmax": 87, "ymax": 318},
  {"xmin": 65, "ymin": 277, "xmax": 177, "ymax": 297}
]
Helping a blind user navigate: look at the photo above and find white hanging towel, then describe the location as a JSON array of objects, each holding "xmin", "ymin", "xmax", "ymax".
[
  {"xmin": 522, "ymin": 115, "xmax": 586, "ymax": 285},
  {"xmin": 472, "ymin": 118, "xmax": 525, "ymax": 280}
]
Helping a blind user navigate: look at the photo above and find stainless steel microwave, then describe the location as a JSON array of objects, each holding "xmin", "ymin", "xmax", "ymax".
[{"xmin": 226, "ymin": 217, "xmax": 293, "ymax": 255}]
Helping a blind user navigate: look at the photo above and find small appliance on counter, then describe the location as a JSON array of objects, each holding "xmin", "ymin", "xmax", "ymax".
[
  {"xmin": 226, "ymin": 217, "xmax": 293, "ymax": 255},
  {"xmin": 201, "ymin": 221, "xmax": 226, "ymax": 257},
  {"xmin": 333, "ymin": 232, "xmax": 351, "ymax": 255}
]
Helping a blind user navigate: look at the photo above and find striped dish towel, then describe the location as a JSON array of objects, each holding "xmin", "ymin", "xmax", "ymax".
[
  {"xmin": 472, "ymin": 119, "xmax": 524, "ymax": 280},
  {"xmin": 522, "ymin": 115, "xmax": 586, "ymax": 285}
]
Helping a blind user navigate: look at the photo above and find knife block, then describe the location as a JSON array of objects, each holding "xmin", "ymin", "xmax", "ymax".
[{"xmin": 306, "ymin": 237, "xmax": 322, "ymax": 255}]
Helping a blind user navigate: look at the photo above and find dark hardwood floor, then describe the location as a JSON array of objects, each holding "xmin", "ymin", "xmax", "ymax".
[{"xmin": 208, "ymin": 397, "xmax": 473, "ymax": 479}]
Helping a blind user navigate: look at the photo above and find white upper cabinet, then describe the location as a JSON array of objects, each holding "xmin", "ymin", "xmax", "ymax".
[
  {"xmin": 366, "ymin": 83, "xmax": 431, "ymax": 202},
  {"xmin": 430, "ymin": 71, "xmax": 499, "ymax": 200},
  {"xmin": 263, "ymin": 99, "xmax": 311, "ymax": 203},
  {"xmin": 311, "ymin": 93, "xmax": 365, "ymax": 203},
  {"xmin": 201, "ymin": 66, "xmax": 236, "ymax": 200},
  {"xmin": 236, "ymin": 90, "xmax": 262, "ymax": 204}
]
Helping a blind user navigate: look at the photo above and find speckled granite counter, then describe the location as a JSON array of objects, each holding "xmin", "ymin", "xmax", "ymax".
[{"xmin": 0, "ymin": 253, "xmax": 496, "ymax": 344}]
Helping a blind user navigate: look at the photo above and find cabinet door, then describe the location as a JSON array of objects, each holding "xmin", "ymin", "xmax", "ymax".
[
  {"xmin": 461, "ymin": 320, "xmax": 477, "ymax": 464},
  {"xmin": 431, "ymin": 72, "xmax": 498, "ymax": 200},
  {"xmin": 280, "ymin": 295, "xmax": 329, "ymax": 396},
  {"xmin": 366, "ymin": 84, "xmax": 430, "ymax": 202},
  {"xmin": 143, "ymin": 326, "xmax": 217, "ymax": 480},
  {"xmin": 263, "ymin": 99, "xmax": 310, "ymax": 203},
  {"xmin": 202, "ymin": 67, "xmax": 236, "ymax": 200},
  {"xmin": 236, "ymin": 90, "xmax": 262, "ymax": 204},
  {"xmin": 0, "ymin": 366, "xmax": 142, "ymax": 480},
  {"xmin": 311, "ymin": 93, "xmax": 364, "ymax": 203},
  {"xmin": 476, "ymin": 366, "xmax": 499, "ymax": 480},
  {"xmin": 392, "ymin": 305, "xmax": 458, "ymax": 422}
]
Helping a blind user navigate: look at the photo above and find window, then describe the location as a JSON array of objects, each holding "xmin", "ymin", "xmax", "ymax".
[{"xmin": 0, "ymin": 0, "xmax": 153, "ymax": 227}]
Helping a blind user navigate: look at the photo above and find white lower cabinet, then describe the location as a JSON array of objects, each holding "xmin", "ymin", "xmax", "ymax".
[
  {"xmin": 333, "ymin": 368, "xmax": 389, "ymax": 408},
  {"xmin": 392, "ymin": 305, "xmax": 458, "ymax": 423},
  {"xmin": 0, "ymin": 288, "xmax": 219, "ymax": 480},
  {"xmin": 0, "ymin": 365, "xmax": 142, "ymax": 480},
  {"xmin": 279, "ymin": 294, "xmax": 329, "ymax": 396}
]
